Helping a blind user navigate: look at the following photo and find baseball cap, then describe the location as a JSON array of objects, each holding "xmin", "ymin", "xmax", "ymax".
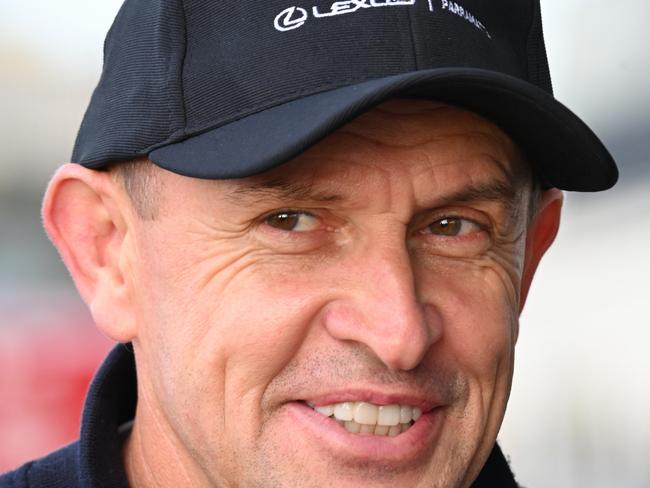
[{"xmin": 72, "ymin": 0, "xmax": 618, "ymax": 191}]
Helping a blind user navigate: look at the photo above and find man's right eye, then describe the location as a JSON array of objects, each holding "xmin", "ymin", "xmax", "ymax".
[{"xmin": 264, "ymin": 211, "xmax": 320, "ymax": 232}]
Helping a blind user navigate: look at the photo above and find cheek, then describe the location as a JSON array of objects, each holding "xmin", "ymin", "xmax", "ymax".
[
  {"xmin": 141, "ymin": 240, "xmax": 323, "ymax": 392},
  {"xmin": 132, "ymin": 238, "xmax": 330, "ymax": 475},
  {"xmin": 447, "ymin": 266, "xmax": 516, "ymax": 363},
  {"xmin": 209, "ymin": 264, "xmax": 319, "ymax": 396},
  {"xmin": 415, "ymin": 256, "xmax": 518, "ymax": 404},
  {"xmin": 186, "ymin": 249, "xmax": 325, "ymax": 373},
  {"xmin": 415, "ymin": 257, "xmax": 519, "ymax": 472}
]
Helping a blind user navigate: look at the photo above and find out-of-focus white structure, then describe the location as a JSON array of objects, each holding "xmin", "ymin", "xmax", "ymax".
[
  {"xmin": 500, "ymin": 187, "xmax": 650, "ymax": 487},
  {"xmin": 498, "ymin": 2, "xmax": 650, "ymax": 487},
  {"xmin": 1, "ymin": 1, "xmax": 648, "ymax": 485}
]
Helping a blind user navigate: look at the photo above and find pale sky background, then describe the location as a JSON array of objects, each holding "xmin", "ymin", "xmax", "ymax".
[{"xmin": 1, "ymin": 1, "xmax": 649, "ymax": 486}]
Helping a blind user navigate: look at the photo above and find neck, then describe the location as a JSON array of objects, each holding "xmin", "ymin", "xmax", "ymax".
[{"xmin": 122, "ymin": 388, "xmax": 210, "ymax": 487}]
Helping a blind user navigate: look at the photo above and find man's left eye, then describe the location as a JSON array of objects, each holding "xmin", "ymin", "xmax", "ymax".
[
  {"xmin": 426, "ymin": 217, "xmax": 482, "ymax": 237},
  {"xmin": 265, "ymin": 211, "xmax": 320, "ymax": 232}
]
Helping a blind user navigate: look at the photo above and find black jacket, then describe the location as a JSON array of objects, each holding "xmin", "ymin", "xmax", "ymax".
[{"xmin": 1, "ymin": 345, "xmax": 520, "ymax": 487}]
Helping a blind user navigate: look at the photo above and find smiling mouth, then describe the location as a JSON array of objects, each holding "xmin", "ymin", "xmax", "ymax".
[{"xmin": 306, "ymin": 400, "xmax": 423, "ymax": 437}]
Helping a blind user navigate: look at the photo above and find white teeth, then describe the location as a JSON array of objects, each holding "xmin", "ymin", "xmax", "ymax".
[
  {"xmin": 308, "ymin": 400, "xmax": 424, "ymax": 435},
  {"xmin": 344, "ymin": 420, "xmax": 361, "ymax": 434},
  {"xmin": 354, "ymin": 402, "xmax": 379, "ymax": 425},
  {"xmin": 412, "ymin": 407, "xmax": 422, "ymax": 421},
  {"xmin": 337, "ymin": 420, "xmax": 411, "ymax": 437},
  {"xmin": 388, "ymin": 425, "xmax": 401, "ymax": 437},
  {"xmin": 374, "ymin": 425, "xmax": 389, "ymax": 435},
  {"xmin": 333, "ymin": 402, "xmax": 354, "ymax": 421},
  {"xmin": 377, "ymin": 404, "xmax": 400, "ymax": 426},
  {"xmin": 399, "ymin": 405, "xmax": 413, "ymax": 424},
  {"xmin": 315, "ymin": 404, "xmax": 334, "ymax": 417}
]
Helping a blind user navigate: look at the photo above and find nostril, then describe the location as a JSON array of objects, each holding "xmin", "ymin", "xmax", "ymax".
[{"xmin": 321, "ymin": 276, "xmax": 441, "ymax": 371}]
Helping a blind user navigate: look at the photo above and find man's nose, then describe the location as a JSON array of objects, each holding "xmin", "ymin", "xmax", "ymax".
[{"xmin": 323, "ymin": 241, "xmax": 443, "ymax": 371}]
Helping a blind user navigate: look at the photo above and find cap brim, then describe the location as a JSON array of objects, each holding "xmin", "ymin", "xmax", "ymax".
[{"xmin": 149, "ymin": 68, "xmax": 618, "ymax": 191}]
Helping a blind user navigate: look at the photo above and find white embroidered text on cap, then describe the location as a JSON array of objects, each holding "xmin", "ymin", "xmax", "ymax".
[{"xmin": 274, "ymin": 0, "xmax": 489, "ymax": 39}]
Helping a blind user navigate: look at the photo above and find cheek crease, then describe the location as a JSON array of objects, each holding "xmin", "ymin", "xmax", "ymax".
[{"xmin": 186, "ymin": 245, "xmax": 272, "ymax": 296}]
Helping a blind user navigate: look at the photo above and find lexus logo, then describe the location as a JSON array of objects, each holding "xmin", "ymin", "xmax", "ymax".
[{"xmin": 274, "ymin": 6, "xmax": 308, "ymax": 31}]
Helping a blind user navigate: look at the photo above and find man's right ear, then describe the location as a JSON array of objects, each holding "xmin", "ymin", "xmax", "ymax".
[{"xmin": 42, "ymin": 163, "xmax": 138, "ymax": 343}]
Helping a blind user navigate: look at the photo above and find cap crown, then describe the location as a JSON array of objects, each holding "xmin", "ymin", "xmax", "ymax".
[{"xmin": 72, "ymin": 0, "xmax": 551, "ymax": 167}]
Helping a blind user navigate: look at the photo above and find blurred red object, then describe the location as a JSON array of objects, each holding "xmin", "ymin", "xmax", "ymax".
[{"xmin": 0, "ymin": 298, "xmax": 113, "ymax": 472}]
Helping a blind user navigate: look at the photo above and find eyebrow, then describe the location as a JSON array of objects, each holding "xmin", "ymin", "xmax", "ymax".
[
  {"xmin": 222, "ymin": 172, "xmax": 526, "ymax": 223},
  {"xmin": 437, "ymin": 178, "xmax": 526, "ymax": 228},
  {"xmin": 442, "ymin": 178, "xmax": 519, "ymax": 207},
  {"xmin": 222, "ymin": 176, "xmax": 345, "ymax": 205}
]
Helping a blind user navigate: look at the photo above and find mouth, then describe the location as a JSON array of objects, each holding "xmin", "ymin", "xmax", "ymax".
[
  {"xmin": 284, "ymin": 396, "xmax": 444, "ymax": 464},
  {"xmin": 306, "ymin": 400, "xmax": 422, "ymax": 437}
]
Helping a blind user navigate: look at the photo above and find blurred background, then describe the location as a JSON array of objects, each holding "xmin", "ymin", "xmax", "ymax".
[{"xmin": 1, "ymin": 0, "xmax": 648, "ymax": 485}]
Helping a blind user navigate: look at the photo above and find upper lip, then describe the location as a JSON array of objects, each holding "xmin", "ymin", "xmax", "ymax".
[{"xmin": 299, "ymin": 388, "xmax": 444, "ymax": 412}]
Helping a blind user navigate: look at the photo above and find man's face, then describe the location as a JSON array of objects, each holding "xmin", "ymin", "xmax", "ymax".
[{"xmin": 127, "ymin": 99, "xmax": 534, "ymax": 487}]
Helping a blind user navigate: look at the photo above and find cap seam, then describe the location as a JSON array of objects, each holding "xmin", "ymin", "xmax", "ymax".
[
  {"xmin": 525, "ymin": 0, "xmax": 551, "ymax": 93},
  {"xmin": 82, "ymin": 74, "xmax": 398, "ymax": 166},
  {"xmin": 177, "ymin": 0, "xmax": 189, "ymax": 132},
  {"xmin": 78, "ymin": 71, "xmax": 602, "ymax": 166},
  {"xmin": 165, "ymin": 73, "xmax": 610, "ymax": 168},
  {"xmin": 161, "ymin": 73, "xmax": 402, "ymax": 145},
  {"xmin": 406, "ymin": 6, "xmax": 420, "ymax": 71},
  {"xmin": 149, "ymin": 72, "xmax": 616, "ymax": 189},
  {"xmin": 524, "ymin": 1, "xmax": 534, "ymax": 86}
]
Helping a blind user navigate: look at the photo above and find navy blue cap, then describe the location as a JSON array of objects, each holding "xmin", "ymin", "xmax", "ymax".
[{"xmin": 72, "ymin": 0, "xmax": 618, "ymax": 191}]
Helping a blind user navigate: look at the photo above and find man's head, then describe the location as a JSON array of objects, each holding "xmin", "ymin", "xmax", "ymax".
[
  {"xmin": 43, "ymin": 99, "xmax": 562, "ymax": 486},
  {"xmin": 42, "ymin": 0, "xmax": 617, "ymax": 485}
]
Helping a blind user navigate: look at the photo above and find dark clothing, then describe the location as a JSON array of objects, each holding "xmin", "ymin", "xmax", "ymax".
[{"xmin": 1, "ymin": 345, "xmax": 519, "ymax": 487}]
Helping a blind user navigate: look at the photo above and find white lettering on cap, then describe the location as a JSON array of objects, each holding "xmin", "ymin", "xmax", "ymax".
[{"xmin": 273, "ymin": 0, "xmax": 489, "ymax": 39}]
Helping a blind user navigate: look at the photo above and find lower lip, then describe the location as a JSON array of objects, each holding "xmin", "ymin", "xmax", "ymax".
[{"xmin": 285, "ymin": 401, "xmax": 445, "ymax": 465}]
